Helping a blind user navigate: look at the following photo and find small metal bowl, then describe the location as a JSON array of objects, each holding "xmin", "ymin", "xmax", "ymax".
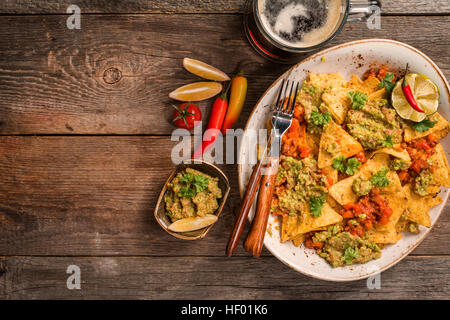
[{"xmin": 154, "ymin": 160, "xmax": 231, "ymax": 240}]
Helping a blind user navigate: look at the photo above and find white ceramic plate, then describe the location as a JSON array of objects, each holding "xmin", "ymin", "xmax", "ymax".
[{"xmin": 238, "ymin": 39, "xmax": 450, "ymax": 281}]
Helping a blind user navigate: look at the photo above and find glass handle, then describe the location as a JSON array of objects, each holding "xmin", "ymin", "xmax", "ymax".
[{"xmin": 348, "ymin": 0, "xmax": 381, "ymax": 22}]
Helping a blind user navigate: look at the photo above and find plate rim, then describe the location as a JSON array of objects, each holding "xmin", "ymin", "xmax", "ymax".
[{"xmin": 237, "ymin": 38, "xmax": 450, "ymax": 282}]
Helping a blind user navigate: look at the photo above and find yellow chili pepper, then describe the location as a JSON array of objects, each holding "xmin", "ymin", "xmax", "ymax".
[{"xmin": 220, "ymin": 71, "xmax": 247, "ymax": 134}]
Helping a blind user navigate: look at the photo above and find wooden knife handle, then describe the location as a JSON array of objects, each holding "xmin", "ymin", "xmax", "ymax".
[
  {"xmin": 243, "ymin": 157, "xmax": 278, "ymax": 257},
  {"xmin": 226, "ymin": 160, "xmax": 263, "ymax": 257}
]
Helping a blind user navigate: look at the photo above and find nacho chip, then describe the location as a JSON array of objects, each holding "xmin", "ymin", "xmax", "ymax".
[
  {"xmin": 292, "ymin": 234, "xmax": 306, "ymax": 247},
  {"xmin": 400, "ymin": 184, "xmax": 443, "ymax": 227},
  {"xmin": 280, "ymin": 203, "xmax": 342, "ymax": 242},
  {"xmin": 305, "ymin": 131, "xmax": 320, "ymax": 158},
  {"xmin": 396, "ymin": 217, "xmax": 420, "ymax": 234},
  {"xmin": 359, "ymin": 76, "xmax": 381, "ymax": 95},
  {"xmin": 404, "ymin": 112, "xmax": 449, "ymax": 142},
  {"xmin": 281, "ymin": 214, "xmax": 301, "ymax": 242},
  {"xmin": 297, "ymin": 202, "xmax": 343, "ymax": 234},
  {"xmin": 366, "ymin": 228, "xmax": 402, "ymax": 244},
  {"xmin": 348, "ymin": 74, "xmax": 364, "ymax": 88},
  {"xmin": 376, "ymin": 192, "xmax": 406, "ymax": 232},
  {"xmin": 328, "ymin": 153, "xmax": 390, "ymax": 205},
  {"xmin": 370, "ymin": 144, "xmax": 411, "ymax": 163},
  {"xmin": 308, "ymin": 72, "xmax": 347, "ymax": 90},
  {"xmin": 428, "ymin": 143, "xmax": 450, "ymax": 187},
  {"xmin": 368, "ymin": 88, "xmax": 387, "ymax": 100},
  {"xmin": 318, "ymin": 120, "xmax": 363, "ymax": 168},
  {"xmin": 321, "ymin": 86, "xmax": 351, "ymax": 124}
]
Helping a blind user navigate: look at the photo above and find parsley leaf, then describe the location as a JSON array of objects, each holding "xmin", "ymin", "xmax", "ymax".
[
  {"xmin": 348, "ymin": 91, "xmax": 367, "ymax": 110},
  {"xmin": 381, "ymin": 135, "xmax": 394, "ymax": 147},
  {"xmin": 332, "ymin": 156, "xmax": 361, "ymax": 176},
  {"xmin": 179, "ymin": 173, "xmax": 194, "ymax": 184},
  {"xmin": 310, "ymin": 110, "xmax": 332, "ymax": 126},
  {"xmin": 411, "ymin": 119, "xmax": 436, "ymax": 132},
  {"xmin": 345, "ymin": 157, "xmax": 362, "ymax": 175},
  {"xmin": 179, "ymin": 186, "xmax": 195, "ymax": 199},
  {"xmin": 331, "ymin": 156, "xmax": 346, "ymax": 172},
  {"xmin": 193, "ymin": 175, "xmax": 209, "ymax": 193},
  {"xmin": 344, "ymin": 247, "xmax": 359, "ymax": 265},
  {"xmin": 370, "ymin": 168, "xmax": 390, "ymax": 187},
  {"xmin": 378, "ymin": 72, "xmax": 395, "ymax": 92},
  {"xmin": 309, "ymin": 196, "xmax": 326, "ymax": 217}
]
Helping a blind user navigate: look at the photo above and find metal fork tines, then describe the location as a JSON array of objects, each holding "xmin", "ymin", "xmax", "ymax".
[{"xmin": 268, "ymin": 78, "xmax": 300, "ymax": 158}]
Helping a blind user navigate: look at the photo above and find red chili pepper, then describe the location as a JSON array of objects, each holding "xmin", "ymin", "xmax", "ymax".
[
  {"xmin": 402, "ymin": 64, "xmax": 424, "ymax": 113},
  {"xmin": 191, "ymin": 83, "xmax": 230, "ymax": 159}
]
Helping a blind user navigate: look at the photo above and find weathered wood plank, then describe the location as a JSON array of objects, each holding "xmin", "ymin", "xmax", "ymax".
[
  {"xmin": 0, "ymin": 14, "xmax": 448, "ymax": 135},
  {"xmin": 0, "ymin": 256, "xmax": 448, "ymax": 299},
  {"xmin": 0, "ymin": 136, "xmax": 448, "ymax": 256},
  {"xmin": 0, "ymin": 0, "xmax": 448, "ymax": 15}
]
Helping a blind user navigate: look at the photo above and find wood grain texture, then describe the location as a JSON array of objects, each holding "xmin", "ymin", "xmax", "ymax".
[
  {"xmin": 0, "ymin": 15, "xmax": 449, "ymax": 134},
  {"xmin": 0, "ymin": 136, "xmax": 448, "ymax": 256},
  {"xmin": 0, "ymin": 0, "xmax": 449, "ymax": 15},
  {"xmin": 0, "ymin": 256, "xmax": 448, "ymax": 299}
]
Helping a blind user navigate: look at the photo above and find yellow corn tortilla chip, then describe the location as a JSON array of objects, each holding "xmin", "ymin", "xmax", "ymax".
[
  {"xmin": 366, "ymin": 228, "xmax": 402, "ymax": 244},
  {"xmin": 359, "ymin": 76, "xmax": 381, "ymax": 95},
  {"xmin": 370, "ymin": 144, "xmax": 411, "ymax": 163},
  {"xmin": 292, "ymin": 234, "xmax": 306, "ymax": 247},
  {"xmin": 376, "ymin": 192, "xmax": 406, "ymax": 232},
  {"xmin": 306, "ymin": 131, "xmax": 320, "ymax": 158},
  {"xmin": 428, "ymin": 143, "xmax": 450, "ymax": 187},
  {"xmin": 404, "ymin": 112, "xmax": 449, "ymax": 142},
  {"xmin": 280, "ymin": 203, "xmax": 343, "ymax": 241},
  {"xmin": 400, "ymin": 184, "xmax": 443, "ymax": 227},
  {"xmin": 368, "ymin": 88, "xmax": 387, "ymax": 100},
  {"xmin": 318, "ymin": 120, "xmax": 363, "ymax": 168},
  {"xmin": 348, "ymin": 74, "xmax": 364, "ymax": 88},
  {"xmin": 308, "ymin": 72, "xmax": 347, "ymax": 90},
  {"xmin": 321, "ymin": 86, "xmax": 351, "ymax": 124},
  {"xmin": 328, "ymin": 153, "xmax": 391, "ymax": 205},
  {"xmin": 297, "ymin": 203, "xmax": 343, "ymax": 234},
  {"xmin": 281, "ymin": 214, "xmax": 301, "ymax": 242}
]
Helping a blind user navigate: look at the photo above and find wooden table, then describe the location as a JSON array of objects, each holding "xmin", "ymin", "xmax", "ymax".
[{"xmin": 0, "ymin": 1, "xmax": 449, "ymax": 299}]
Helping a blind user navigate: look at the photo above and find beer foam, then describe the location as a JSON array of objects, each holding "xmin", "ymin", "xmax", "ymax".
[{"xmin": 258, "ymin": 0, "xmax": 342, "ymax": 48}]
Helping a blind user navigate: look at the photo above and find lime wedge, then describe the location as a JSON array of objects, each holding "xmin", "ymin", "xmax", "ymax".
[
  {"xmin": 168, "ymin": 214, "xmax": 218, "ymax": 232},
  {"xmin": 391, "ymin": 73, "xmax": 439, "ymax": 122}
]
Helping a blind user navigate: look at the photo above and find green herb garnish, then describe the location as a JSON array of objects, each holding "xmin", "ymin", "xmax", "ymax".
[
  {"xmin": 179, "ymin": 186, "xmax": 195, "ymax": 199},
  {"xmin": 370, "ymin": 168, "xmax": 390, "ymax": 187},
  {"xmin": 310, "ymin": 110, "xmax": 332, "ymax": 126},
  {"xmin": 178, "ymin": 172, "xmax": 209, "ymax": 198},
  {"xmin": 309, "ymin": 196, "xmax": 326, "ymax": 217},
  {"xmin": 344, "ymin": 247, "xmax": 359, "ymax": 265},
  {"xmin": 332, "ymin": 156, "xmax": 361, "ymax": 176},
  {"xmin": 348, "ymin": 91, "xmax": 368, "ymax": 110},
  {"xmin": 382, "ymin": 135, "xmax": 394, "ymax": 147},
  {"xmin": 411, "ymin": 119, "xmax": 436, "ymax": 132},
  {"xmin": 193, "ymin": 175, "xmax": 209, "ymax": 193},
  {"xmin": 379, "ymin": 72, "xmax": 395, "ymax": 92}
]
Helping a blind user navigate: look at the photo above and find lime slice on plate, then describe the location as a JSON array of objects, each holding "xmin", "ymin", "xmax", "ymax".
[{"xmin": 391, "ymin": 73, "xmax": 439, "ymax": 122}]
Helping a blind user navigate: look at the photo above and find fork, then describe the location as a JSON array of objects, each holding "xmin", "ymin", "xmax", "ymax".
[{"xmin": 226, "ymin": 77, "xmax": 299, "ymax": 257}]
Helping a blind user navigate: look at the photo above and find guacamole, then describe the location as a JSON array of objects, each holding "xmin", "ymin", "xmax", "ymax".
[
  {"xmin": 389, "ymin": 159, "xmax": 410, "ymax": 171},
  {"xmin": 314, "ymin": 228, "xmax": 381, "ymax": 267},
  {"xmin": 352, "ymin": 178, "xmax": 372, "ymax": 197},
  {"xmin": 164, "ymin": 168, "xmax": 222, "ymax": 222},
  {"xmin": 273, "ymin": 157, "xmax": 328, "ymax": 217},
  {"xmin": 346, "ymin": 99, "xmax": 403, "ymax": 150},
  {"xmin": 414, "ymin": 169, "xmax": 433, "ymax": 196}
]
